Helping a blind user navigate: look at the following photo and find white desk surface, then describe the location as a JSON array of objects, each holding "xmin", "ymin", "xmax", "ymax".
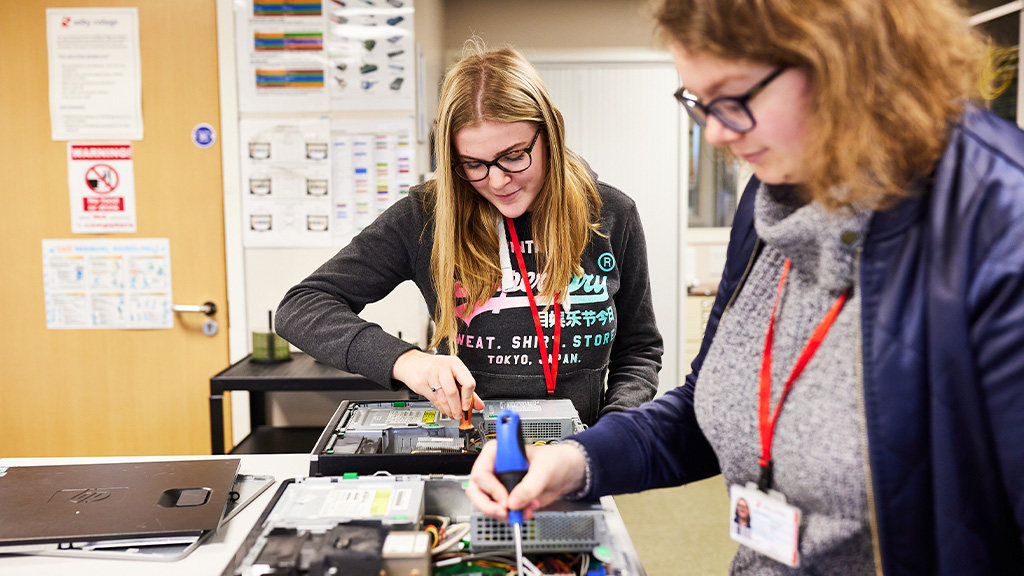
[
  {"xmin": 0, "ymin": 453, "xmax": 310, "ymax": 576},
  {"xmin": 0, "ymin": 453, "xmax": 645, "ymax": 576}
]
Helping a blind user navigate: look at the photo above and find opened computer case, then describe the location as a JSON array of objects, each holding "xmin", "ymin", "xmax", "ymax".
[
  {"xmin": 309, "ymin": 398, "xmax": 586, "ymax": 477},
  {"xmin": 221, "ymin": 473, "xmax": 643, "ymax": 576}
]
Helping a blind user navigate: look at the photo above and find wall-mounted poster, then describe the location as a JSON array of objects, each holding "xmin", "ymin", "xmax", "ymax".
[
  {"xmin": 67, "ymin": 142, "xmax": 137, "ymax": 233},
  {"xmin": 42, "ymin": 238, "xmax": 173, "ymax": 330},
  {"xmin": 240, "ymin": 118, "xmax": 333, "ymax": 247},
  {"xmin": 326, "ymin": 2, "xmax": 415, "ymax": 110},
  {"xmin": 235, "ymin": 0, "xmax": 415, "ymax": 112},
  {"xmin": 239, "ymin": 116, "xmax": 416, "ymax": 248},
  {"xmin": 46, "ymin": 8, "xmax": 144, "ymax": 140},
  {"xmin": 330, "ymin": 117, "xmax": 416, "ymax": 245}
]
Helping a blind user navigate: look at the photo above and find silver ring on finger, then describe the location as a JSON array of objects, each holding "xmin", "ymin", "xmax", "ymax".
[{"xmin": 430, "ymin": 387, "xmax": 438, "ymax": 393}]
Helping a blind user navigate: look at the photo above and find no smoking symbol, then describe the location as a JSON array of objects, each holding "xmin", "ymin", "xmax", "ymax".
[{"xmin": 85, "ymin": 164, "xmax": 119, "ymax": 193}]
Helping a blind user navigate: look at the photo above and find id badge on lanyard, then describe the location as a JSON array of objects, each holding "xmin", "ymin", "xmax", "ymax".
[
  {"xmin": 728, "ymin": 259, "xmax": 848, "ymax": 568},
  {"xmin": 729, "ymin": 483, "xmax": 802, "ymax": 567}
]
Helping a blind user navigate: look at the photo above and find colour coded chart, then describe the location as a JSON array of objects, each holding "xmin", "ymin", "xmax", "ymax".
[
  {"xmin": 254, "ymin": 0, "xmax": 322, "ymax": 17},
  {"xmin": 254, "ymin": 31, "xmax": 323, "ymax": 51},
  {"xmin": 255, "ymin": 68, "xmax": 325, "ymax": 89},
  {"xmin": 236, "ymin": 0, "xmax": 414, "ymax": 112}
]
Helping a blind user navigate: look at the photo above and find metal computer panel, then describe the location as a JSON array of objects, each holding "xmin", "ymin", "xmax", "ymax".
[
  {"xmin": 267, "ymin": 476, "xmax": 424, "ymax": 530},
  {"xmin": 343, "ymin": 402, "xmax": 453, "ymax": 431},
  {"xmin": 479, "ymin": 398, "xmax": 584, "ymax": 442},
  {"xmin": 470, "ymin": 508, "xmax": 605, "ymax": 553},
  {"xmin": 222, "ymin": 476, "xmax": 428, "ymax": 576}
]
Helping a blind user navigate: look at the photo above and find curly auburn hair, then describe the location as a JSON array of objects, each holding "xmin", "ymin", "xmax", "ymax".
[{"xmin": 654, "ymin": 0, "xmax": 985, "ymax": 210}]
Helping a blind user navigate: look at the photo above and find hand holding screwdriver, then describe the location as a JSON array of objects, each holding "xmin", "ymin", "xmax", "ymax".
[
  {"xmin": 466, "ymin": 431, "xmax": 589, "ymax": 525},
  {"xmin": 494, "ymin": 409, "xmax": 529, "ymax": 575},
  {"xmin": 391, "ymin": 349, "xmax": 483, "ymax": 420}
]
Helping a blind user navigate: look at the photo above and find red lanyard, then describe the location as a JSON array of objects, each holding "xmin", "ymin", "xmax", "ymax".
[
  {"xmin": 757, "ymin": 259, "xmax": 848, "ymax": 491},
  {"xmin": 505, "ymin": 216, "xmax": 560, "ymax": 394}
]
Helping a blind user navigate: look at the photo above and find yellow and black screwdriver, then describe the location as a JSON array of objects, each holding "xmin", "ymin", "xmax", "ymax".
[{"xmin": 457, "ymin": 384, "xmax": 476, "ymax": 451}]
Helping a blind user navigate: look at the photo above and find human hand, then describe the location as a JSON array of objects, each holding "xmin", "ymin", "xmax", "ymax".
[
  {"xmin": 466, "ymin": 441, "xmax": 587, "ymax": 521},
  {"xmin": 392, "ymin": 349, "xmax": 484, "ymax": 420}
]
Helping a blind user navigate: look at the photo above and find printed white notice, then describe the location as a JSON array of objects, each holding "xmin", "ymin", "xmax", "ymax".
[
  {"xmin": 325, "ymin": 3, "xmax": 416, "ymax": 111},
  {"xmin": 330, "ymin": 117, "xmax": 415, "ymax": 245},
  {"xmin": 240, "ymin": 117, "xmax": 333, "ymax": 247},
  {"xmin": 42, "ymin": 238, "xmax": 173, "ymax": 330},
  {"xmin": 67, "ymin": 142, "xmax": 137, "ymax": 233},
  {"xmin": 46, "ymin": 8, "xmax": 144, "ymax": 140}
]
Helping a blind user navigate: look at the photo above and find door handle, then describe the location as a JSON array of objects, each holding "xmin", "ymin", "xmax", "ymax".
[
  {"xmin": 173, "ymin": 301, "xmax": 219, "ymax": 337},
  {"xmin": 172, "ymin": 301, "xmax": 217, "ymax": 316}
]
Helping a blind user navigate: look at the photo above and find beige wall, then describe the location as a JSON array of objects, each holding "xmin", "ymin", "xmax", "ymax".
[
  {"xmin": 443, "ymin": 0, "xmax": 660, "ymax": 52},
  {"xmin": 415, "ymin": 0, "xmax": 445, "ymax": 175},
  {"xmin": 414, "ymin": 0, "xmax": 663, "ymax": 164}
]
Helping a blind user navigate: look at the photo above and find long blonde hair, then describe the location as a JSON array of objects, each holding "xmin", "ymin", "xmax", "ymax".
[
  {"xmin": 654, "ymin": 0, "xmax": 984, "ymax": 210},
  {"xmin": 427, "ymin": 41, "xmax": 602, "ymax": 353}
]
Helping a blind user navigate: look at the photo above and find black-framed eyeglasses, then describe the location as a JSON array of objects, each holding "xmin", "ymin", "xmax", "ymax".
[
  {"xmin": 452, "ymin": 127, "xmax": 544, "ymax": 182},
  {"xmin": 674, "ymin": 67, "xmax": 786, "ymax": 134}
]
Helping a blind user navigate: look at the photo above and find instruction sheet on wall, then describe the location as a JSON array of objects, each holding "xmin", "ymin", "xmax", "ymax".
[
  {"xmin": 42, "ymin": 238, "xmax": 173, "ymax": 330},
  {"xmin": 235, "ymin": 0, "xmax": 415, "ymax": 112},
  {"xmin": 240, "ymin": 116, "xmax": 415, "ymax": 247},
  {"xmin": 46, "ymin": 7, "xmax": 144, "ymax": 140}
]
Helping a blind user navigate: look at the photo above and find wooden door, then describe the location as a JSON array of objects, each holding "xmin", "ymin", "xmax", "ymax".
[{"xmin": 0, "ymin": 0, "xmax": 229, "ymax": 456}]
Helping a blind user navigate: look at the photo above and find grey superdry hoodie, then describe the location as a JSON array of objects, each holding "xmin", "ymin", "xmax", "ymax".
[{"xmin": 276, "ymin": 181, "xmax": 663, "ymax": 425}]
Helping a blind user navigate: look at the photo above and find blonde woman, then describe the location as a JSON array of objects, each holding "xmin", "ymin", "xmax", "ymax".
[
  {"xmin": 469, "ymin": 0, "xmax": 1024, "ymax": 573},
  {"xmin": 277, "ymin": 43, "xmax": 663, "ymax": 425}
]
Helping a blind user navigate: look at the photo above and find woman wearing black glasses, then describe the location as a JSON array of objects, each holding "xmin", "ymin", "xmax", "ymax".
[
  {"xmin": 469, "ymin": 0, "xmax": 1024, "ymax": 574},
  {"xmin": 276, "ymin": 41, "xmax": 663, "ymax": 425}
]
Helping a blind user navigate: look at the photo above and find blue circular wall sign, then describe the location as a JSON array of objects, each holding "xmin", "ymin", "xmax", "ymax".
[{"xmin": 192, "ymin": 123, "xmax": 216, "ymax": 149}]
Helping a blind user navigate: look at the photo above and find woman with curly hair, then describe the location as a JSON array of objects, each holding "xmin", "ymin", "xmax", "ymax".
[{"xmin": 469, "ymin": 1, "xmax": 1024, "ymax": 573}]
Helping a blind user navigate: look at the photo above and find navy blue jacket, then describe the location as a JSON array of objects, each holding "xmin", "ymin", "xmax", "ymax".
[{"xmin": 571, "ymin": 106, "xmax": 1024, "ymax": 575}]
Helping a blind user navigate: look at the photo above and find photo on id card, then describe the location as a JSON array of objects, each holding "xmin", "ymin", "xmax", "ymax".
[{"xmin": 729, "ymin": 483, "xmax": 802, "ymax": 568}]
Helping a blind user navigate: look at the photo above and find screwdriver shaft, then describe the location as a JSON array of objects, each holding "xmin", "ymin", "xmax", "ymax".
[{"xmin": 514, "ymin": 522, "xmax": 524, "ymax": 575}]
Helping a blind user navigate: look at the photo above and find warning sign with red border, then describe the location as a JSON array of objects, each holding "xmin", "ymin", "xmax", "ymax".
[{"xmin": 67, "ymin": 142, "xmax": 137, "ymax": 233}]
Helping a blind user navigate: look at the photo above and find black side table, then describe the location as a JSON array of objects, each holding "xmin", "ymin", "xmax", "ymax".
[{"xmin": 209, "ymin": 352, "xmax": 403, "ymax": 454}]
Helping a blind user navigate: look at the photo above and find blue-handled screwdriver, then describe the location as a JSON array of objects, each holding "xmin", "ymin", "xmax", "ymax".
[{"xmin": 494, "ymin": 409, "xmax": 528, "ymax": 575}]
